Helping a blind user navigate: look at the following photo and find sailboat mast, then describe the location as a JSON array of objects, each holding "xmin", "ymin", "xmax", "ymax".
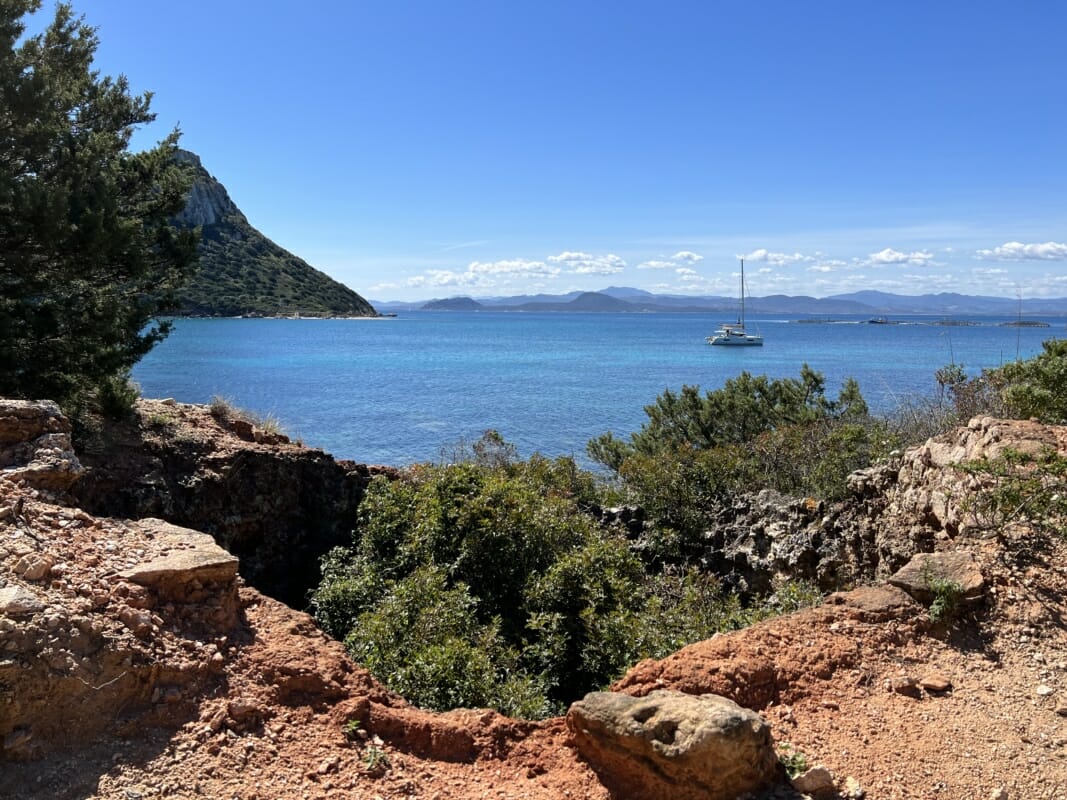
[{"xmin": 739, "ymin": 258, "xmax": 745, "ymax": 327}]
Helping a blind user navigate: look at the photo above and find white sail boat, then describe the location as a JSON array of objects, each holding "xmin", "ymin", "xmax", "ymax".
[{"xmin": 706, "ymin": 258, "xmax": 763, "ymax": 346}]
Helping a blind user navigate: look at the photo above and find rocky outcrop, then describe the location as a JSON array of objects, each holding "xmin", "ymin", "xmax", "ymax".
[
  {"xmin": 883, "ymin": 415, "xmax": 1067, "ymax": 537},
  {"xmin": 0, "ymin": 399, "xmax": 81, "ymax": 494},
  {"xmin": 566, "ymin": 690, "xmax": 785, "ymax": 800},
  {"xmin": 681, "ymin": 416, "xmax": 1067, "ymax": 598},
  {"xmin": 0, "ymin": 490, "xmax": 241, "ymax": 759},
  {"xmin": 172, "ymin": 149, "xmax": 378, "ymax": 317},
  {"xmin": 4, "ymin": 399, "xmax": 1067, "ymax": 799},
  {"xmin": 173, "ymin": 150, "xmax": 239, "ymax": 227},
  {"xmin": 73, "ymin": 399, "xmax": 394, "ymax": 608}
]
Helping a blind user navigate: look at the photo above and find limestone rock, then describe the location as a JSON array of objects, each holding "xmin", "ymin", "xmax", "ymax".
[
  {"xmin": 566, "ymin": 690, "xmax": 784, "ymax": 800},
  {"xmin": 173, "ymin": 150, "xmax": 239, "ymax": 227},
  {"xmin": 119, "ymin": 518, "xmax": 238, "ymax": 599},
  {"xmin": 0, "ymin": 585, "xmax": 45, "ymax": 616},
  {"xmin": 823, "ymin": 584, "xmax": 920, "ymax": 622},
  {"xmin": 14, "ymin": 552, "xmax": 55, "ymax": 581},
  {"xmin": 887, "ymin": 551, "xmax": 985, "ymax": 605},
  {"xmin": 0, "ymin": 399, "xmax": 81, "ymax": 493},
  {"xmin": 919, "ymin": 671, "xmax": 953, "ymax": 693}
]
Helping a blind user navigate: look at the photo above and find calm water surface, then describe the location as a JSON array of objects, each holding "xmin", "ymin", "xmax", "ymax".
[{"xmin": 132, "ymin": 312, "xmax": 1064, "ymax": 465}]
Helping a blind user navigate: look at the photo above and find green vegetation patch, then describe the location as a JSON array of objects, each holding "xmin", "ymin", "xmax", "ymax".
[{"xmin": 312, "ymin": 432, "xmax": 821, "ymax": 718}]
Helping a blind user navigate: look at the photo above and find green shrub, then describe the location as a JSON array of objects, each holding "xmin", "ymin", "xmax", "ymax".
[
  {"xmin": 95, "ymin": 373, "xmax": 142, "ymax": 419},
  {"xmin": 312, "ymin": 432, "xmax": 828, "ymax": 718},
  {"xmin": 957, "ymin": 447, "xmax": 1067, "ymax": 543}
]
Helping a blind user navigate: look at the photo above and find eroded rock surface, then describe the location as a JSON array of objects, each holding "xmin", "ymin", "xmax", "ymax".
[
  {"xmin": 73, "ymin": 399, "xmax": 394, "ymax": 606},
  {"xmin": 887, "ymin": 550, "xmax": 986, "ymax": 605},
  {"xmin": 0, "ymin": 399, "xmax": 81, "ymax": 493},
  {"xmin": 567, "ymin": 690, "xmax": 785, "ymax": 800}
]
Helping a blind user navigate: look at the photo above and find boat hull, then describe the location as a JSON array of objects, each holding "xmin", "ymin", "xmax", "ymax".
[{"xmin": 707, "ymin": 335, "xmax": 763, "ymax": 346}]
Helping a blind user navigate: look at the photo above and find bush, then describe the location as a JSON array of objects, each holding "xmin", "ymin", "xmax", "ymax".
[{"xmin": 311, "ymin": 432, "xmax": 824, "ymax": 718}]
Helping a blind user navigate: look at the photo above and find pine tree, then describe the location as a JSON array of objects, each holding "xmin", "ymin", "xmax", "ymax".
[{"xmin": 0, "ymin": 1, "xmax": 198, "ymax": 413}]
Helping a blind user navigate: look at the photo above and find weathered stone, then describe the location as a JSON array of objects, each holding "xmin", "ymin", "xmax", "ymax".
[
  {"xmin": 792, "ymin": 765, "xmax": 836, "ymax": 796},
  {"xmin": 0, "ymin": 585, "xmax": 45, "ymax": 616},
  {"xmin": 566, "ymin": 690, "xmax": 784, "ymax": 800},
  {"xmin": 843, "ymin": 775, "xmax": 865, "ymax": 798},
  {"xmin": 14, "ymin": 552, "xmax": 55, "ymax": 581},
  {"xmin": 823, "ymin": 584, "xmax": 920, "ymax": 622},
  {"xmin": 889, "ymin": 675, "xmax": 921, "ymax": 698},
  {"xmin": 918, "ymin": 671, "xmax": 952, "ymax": 693},
  {"xmin": 0, "ymin": 399, "xmax": 81, "ymax": 492},
  {"xmin": 119, "ymin": 519, "xmax": 238, "ymax": 594},
  {"xmin": 887, "ymin": 551, "xmax": 985, "ymax": 605}
]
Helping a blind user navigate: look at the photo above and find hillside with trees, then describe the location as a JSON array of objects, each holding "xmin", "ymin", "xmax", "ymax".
[{"xmin": 173, "ymin": 152, "xmax": 378, "ymax": 318}]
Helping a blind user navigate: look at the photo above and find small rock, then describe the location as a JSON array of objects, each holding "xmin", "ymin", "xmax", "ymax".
[
  {"xmin": 887, "ymin": 551, "xmax": 985, "ymax": 605},
  {"xmin": 990, "ymin": 788, "xmax": 1008, "ymax": 800},
  {"xmin": 919, "ymin": 672, "xmax": 953, "ymax": 693},
  {"xmin": 317, "ymin": 755, "xmax": 340, "ymax": 774},
  {"xmin": 792, "ymin": 765, "xmax": 835, "ymax": 796},
  {"xmin": 1055, "ymin": 705, "xmax": 1067, "ymax": 717},
  {"xmin": 14, "ymin": 552, "xmax": 55, "ymax": 581},
  {"xmin": 0, "ymin": 585, "xmax": 45, "ymax": 616},
  {"xmin": 843, "ymin": 775, "xmax": 865, "ymax": 798},
  {"xmin": 890, "ymin": 675, "xmax": 921, "ymax": 698},
  {"xmin": 1036, "ymin": 685, "xmax": 1055, "ymax": 698}
]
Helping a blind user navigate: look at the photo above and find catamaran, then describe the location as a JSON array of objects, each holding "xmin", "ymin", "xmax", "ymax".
[{"xmin": 707, "ymin": 258, "xmax": 763, "ymax": 346}]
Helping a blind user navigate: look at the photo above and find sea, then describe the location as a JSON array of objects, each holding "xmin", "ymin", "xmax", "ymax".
[{"xmin": 131, "ymin": 312, "xmax": 1066, "ymax": 467}]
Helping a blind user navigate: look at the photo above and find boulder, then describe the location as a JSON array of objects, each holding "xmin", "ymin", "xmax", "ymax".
[
  {"xmin": 121, "ymin": 519, "xmax": 238, "ymax": 585},
  {"xmin": 0, "ymin": 586, "xmax": 45, "ymax": 617},
  {"xmin": 887, "ymin": 551, "xmax": 985, "ymax": 605},
  {"xmin": 566, "ymin": 690, "xmax": 785, "ymax": 800}
]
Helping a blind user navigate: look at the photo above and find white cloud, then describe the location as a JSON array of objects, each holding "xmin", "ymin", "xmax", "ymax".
[
  {"xmin": 671, "ymin": 250, "xmax": 704, "ymax": 265},
  {"xmin": 439, "ymin": 239, "xmax": 489, "ymax": 252},
  {"xmin": 976, "ymin": 241, "xmax": 1067, "ymax": 261},
  {"xmin": 636, "ymin": 260, "xmax": 674, "ymax": 270},
  {"xmin": 741, "ymin": 248, "xmax": 814, "ymax": 267},
  {"xmin": 547, "ymin": 251, "xmax": 626, "ymax": 275},
  {"xmin": 865, "ymin": 248, "xmax": 935, "ymax": 267},
  {"xmin": 675, "ymin": 267, "xmax": 699, "ymax": 279},
  {"xmin": 973, "ymin": 267, "xmax": 1008, "ymax": 276},
  {"xmin": 468, "ymin": 258, "xmax": 559, "ymax": 277},
  {"xmin": 807, "ymin": 265, "xmax": 833, "ymax": 273},
  {"xmin": 393, "ymin": 259, "xmax": 561, "ymax": 292}
]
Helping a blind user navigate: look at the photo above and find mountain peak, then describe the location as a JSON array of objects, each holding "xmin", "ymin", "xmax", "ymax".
[{"xmin": 174, "ymin": 151, "xmax": 377, "ymax": 318}]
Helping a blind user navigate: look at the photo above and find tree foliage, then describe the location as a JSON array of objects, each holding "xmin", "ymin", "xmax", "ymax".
[
  {"xmin": 312, "ymin": 432, "xmax": 817, "ymax": 717},
  {"xmin": 588, "ymin": 366, "xmax": 868, "ymax": 472},
  {"xmin": 0, "ymin": 1, "xmax": 198, "ymax": 412},
  {"xmin": 590, "ymin": 366, "xmax": 879, "ymax": 520},
  {"xmin": 990, "ymin": 338, "xmax": 1067, "ymax": 423}
]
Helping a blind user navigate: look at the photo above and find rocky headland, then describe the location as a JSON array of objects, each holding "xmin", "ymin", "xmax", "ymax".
[
  {"xmin": 1, "ymin": 399, "xmax": 1065, "ymax": 799},
  {"xmin": 173, "ymin": 151, "xmax": 379, "ymax": 318}
]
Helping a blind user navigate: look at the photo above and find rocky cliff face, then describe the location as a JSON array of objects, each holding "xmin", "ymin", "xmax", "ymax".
[
  {"xmin": 173, "ymin": 150, "xmax": 241, "ymax": 228},
  {"xmin": 72, "ymin": 399, "xmax": 394, "ymax": 609},
  {"xmin": 172, "ymin": 150, "xmax": 378, "ymax": 317}
]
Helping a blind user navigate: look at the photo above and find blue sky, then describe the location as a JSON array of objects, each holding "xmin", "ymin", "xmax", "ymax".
[{"xmin": 77, "ymin": 1, "xmax": 1067, "ymax": 301}]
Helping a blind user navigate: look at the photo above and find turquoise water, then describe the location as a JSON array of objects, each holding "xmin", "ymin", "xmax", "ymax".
[{"xmin": 132, "ymin": 312, "xmax": 1064, "ymax": 465}]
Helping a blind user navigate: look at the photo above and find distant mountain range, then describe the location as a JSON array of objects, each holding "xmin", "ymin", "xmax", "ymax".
[
  {"xmin": 173, "ymin": 151, "xmax": 377, "ymax": 318},
  {"xmin": 376, "ymin": 287, "xmax": 1067, "ymax": 317}
]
